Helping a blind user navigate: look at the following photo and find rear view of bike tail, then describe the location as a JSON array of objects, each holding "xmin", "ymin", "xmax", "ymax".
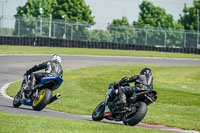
[{"xmin": 13, "ymin": 76, "xmax": 62, "ymax": 111}]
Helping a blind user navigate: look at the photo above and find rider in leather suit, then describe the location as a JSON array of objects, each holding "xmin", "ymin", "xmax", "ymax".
[
  {"xmin": 104, "ymin": 68, "xmax": 153, "ymax": 117},
  {"xmin": 114, "ymin": 68, "xmax": 153, "ymax": 106},
  {"xmin": 24, "ymin": 54, "xmax": 63, "ymax": 92}
]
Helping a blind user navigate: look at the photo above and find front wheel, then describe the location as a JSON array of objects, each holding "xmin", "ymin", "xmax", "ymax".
[
  {"xmin": 32, "ymin": 89, "xmax": 52, "ymax": 111},
  {"xmin": 123, "ymin": 101, "xmax": 147, "ymax": 126},
  {"xmin": 92, "ymin": 101, "xmax": 105, "ymax": 121},
  {"xmin": 13, "ymin": 90, "xmax": 22, "ymax": 108}
]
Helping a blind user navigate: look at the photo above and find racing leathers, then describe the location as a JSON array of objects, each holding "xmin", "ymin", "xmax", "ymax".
[
  {"xmin": 113, "ymin": 73, "xmax": 153, "ymax": 105},
  {"xmin": 24, "ymin": 60, "xmax": 63, "ymax": 91}
]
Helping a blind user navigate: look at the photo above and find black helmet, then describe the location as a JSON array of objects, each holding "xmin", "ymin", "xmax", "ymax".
[{"xmin": 140, "ymin": 68, "xmax": 151, "ymax": 75}]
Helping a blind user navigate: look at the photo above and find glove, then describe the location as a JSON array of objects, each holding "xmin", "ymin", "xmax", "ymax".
[
  {"xmin": 24, "ymin": 73, "xmax": 29, "ymax": 77},
  {"xmin": 23, "ymin": 73, "xmax": 27, "ymax": 77},
  {"xmin": 108, "ymin": 83, "xmax": 114, "ymax": 90},
  {"xmin": 113, "ymin": 82, "xmax": 120, "ymax": 89},
  {"xmin": 119, "ymin": 77, "xmax": 129, "ymax": 84},
  {"xmin": 23, "ymin": 71, "xmax": 30, "ymax": 78},
  {"xmin": 121, "ymin": 77, "xmax": 130, "ymax": 82},
  {"xmin": 24, "ymin": 69, "xmax": 32, "ymax": 76}
]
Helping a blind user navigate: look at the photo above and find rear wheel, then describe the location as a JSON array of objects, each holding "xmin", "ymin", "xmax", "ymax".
[
  {"xmin": 13, "ymin": 90, "xmax": 22, "ymax": 107},
  {"xmin": 92, "ymin": 101, "xmax": 105, "ymax": 121},
  {"xmin": 32, "ymin": 89, "xmax": 52, "ymax": 111},
  {"xmin": 123, "ymin": 101, "xmax": 147, "ymax": 126}
]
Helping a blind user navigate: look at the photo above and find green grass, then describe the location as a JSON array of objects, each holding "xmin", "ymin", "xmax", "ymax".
[
  {"xmin": 7, "ymin": 65, "xmax": 200, "ymax": 131},
  {"xmin": 1, "ymin": 45, "xmax": 200, "ymax": 59},
  {"xmin": 0, "ymin": 112, "xmax": 171, "ymax": 133}
]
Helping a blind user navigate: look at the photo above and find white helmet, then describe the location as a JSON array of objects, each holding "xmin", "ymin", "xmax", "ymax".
[{"xmin": 51, "ymin": 54, "xmax": 61, "ymax": 63}]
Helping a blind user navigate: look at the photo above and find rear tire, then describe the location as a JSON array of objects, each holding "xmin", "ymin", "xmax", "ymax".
[
  {"xmin": 123, "ymin": 101, "xmax": 147, "ymax": 126},
  {"xmin": 13, "ymin": 90, "xmax": 22, "ymax": 108},
  {"xmin": 92, "ymin": 101, "xmax": 105, "ymax": 121},
  {"xmin": 32, "ymin": 89, "xmax": 52, "ymax": 111}
]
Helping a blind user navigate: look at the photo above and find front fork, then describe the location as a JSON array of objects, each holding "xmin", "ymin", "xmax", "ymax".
[
  {"xmin": 19, "ymin": 87, "xmax": 36, "ymax": 106},
  {"xmin": 19, "ymin": 91, "xmax": 33, "ymax": 106}
]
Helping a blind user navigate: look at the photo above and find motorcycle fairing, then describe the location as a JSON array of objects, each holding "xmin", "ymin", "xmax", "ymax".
[
  {"xmin": 105, "ymin": 89, "xmax": 113, "ymax": 103},
  {"xmin": 40, "ymin": 76, "xmax": 63, "ymax": 91}
]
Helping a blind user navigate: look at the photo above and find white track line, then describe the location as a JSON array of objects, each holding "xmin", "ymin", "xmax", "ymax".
[{"xmin": 1, "ymin": 82, "xmax": 13, "ymax": 100}]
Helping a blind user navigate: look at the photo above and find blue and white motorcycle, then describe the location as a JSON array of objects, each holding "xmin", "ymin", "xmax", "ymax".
[{"xmin": 13, "ymin": 75, "xmax": 63, "ymax": 111}]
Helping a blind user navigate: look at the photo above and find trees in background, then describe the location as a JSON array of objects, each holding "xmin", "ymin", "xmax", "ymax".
[
  {"xmin": 107, "ymin": 17, "xmax": 135, "ymax": 44},
  {"xmin": 102, "ymin": 0, "xmax": 199, "ymax": 47},
  {"xmin": 13, "ymin": 0, "xmax": 55, "ymax": 36},
  {"xmin": 133, "ymin": 1, "xmax": 184, "ymax": 30},
  {"xmin": 90, "ymin": 30, "xmax": 112, "ymax": 42},
  {"xmin": 106, "ymin": 0, "xmax": 198, "ymax": 47},
  {"xmin": 132, "ymin": 1, "xmax": 184, "ymax": 47},
  {"xmin": 15, "ymin": 0, "xmax": 94, "ymax": 23},
  {"xmin": 53, "ymin": 0, "xmax": 95, "ymax": 40},
  {"xmin": 13, "ymin": 0, "xmax": 94, "ymax": 38},
  {"xmin": 105, "ymin": 1, "xmax": 185, "ymax": 47},
  {"xmin": 15, "ymin": 0, "xmax": 55, "ymax": 18},
  {"xmin": 178, "ymin": 0, "xmax": 200, "ymax": 31},
  {"xmin": 53, "ymin": 0, "xmax": 94, "ymax": 23},
  {"xmin": 12, "ymin": 0, "xmax": 199, "ymax": 47},
  {"xmin": 178, "ymin": 0, "xmax": 200, "ymax": 48}
]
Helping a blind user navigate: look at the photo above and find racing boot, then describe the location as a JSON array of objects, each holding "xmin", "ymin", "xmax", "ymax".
[
  {"xmin": 23, "ymin": 84, "xmax": 30, "ymax": 92},
  {"xmin": 117, "ymin": 93, "xmax": 129, "ymax": 110},
  {"xmin": 23, "ymin": 81, "xmax": 35, "ymax": 98},
  {"xmin": 115, "ymin": 101, "xmax": 128, "ymax": 111},
  {"xmin": 104, "ymin": 105, "xmax": 112, "ymax": 117},
  {"xmin": 122, "ymin": 103, "xmax": 129, "ymax": 111}
]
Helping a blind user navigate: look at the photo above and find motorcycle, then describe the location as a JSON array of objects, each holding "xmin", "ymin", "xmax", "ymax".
[
  {"xmin": 92, "ymin": 84, "xmax": 157, "ymax": 126},
  {"xmin": 13, "ymin": 75, "xmax": 63, "ymax": 111}
]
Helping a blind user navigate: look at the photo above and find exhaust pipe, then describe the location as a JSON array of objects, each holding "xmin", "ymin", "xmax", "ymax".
[{"xmin": 49, "ymin": 93, "xmax": 61, "ymax": 104}]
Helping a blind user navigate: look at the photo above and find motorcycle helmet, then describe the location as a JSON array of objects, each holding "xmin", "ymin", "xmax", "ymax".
[
  {"xmin": 140, "ymin": 68, "xmax": 151, "ymax": 75},
  {"xmin": 51, "ymin": 54, "xmax": 61, "ymax": 63}
]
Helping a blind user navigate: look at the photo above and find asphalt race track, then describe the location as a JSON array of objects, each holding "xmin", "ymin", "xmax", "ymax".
[{"xmin": 0, "ymin": 55, "xmax": 200, "ymax": 133}]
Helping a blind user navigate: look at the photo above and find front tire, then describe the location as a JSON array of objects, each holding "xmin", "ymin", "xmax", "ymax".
[
  {"xmin": 123, "ymin": 101, "xmax": 147, "ymax": 126},
  {"xmin": 13, "ymin": 90, "xmax": 22, "ymax": 108},
  {"xmin": 32, "ymin": 89, "xmax": 52, "ymax": 111},
  {"xmin": 92, "ymin": 101, "xmax": 105, "ymax": 121},
  {"xmin": 13, "ymin": 79, "xmax": 26, "ymax": 108}
]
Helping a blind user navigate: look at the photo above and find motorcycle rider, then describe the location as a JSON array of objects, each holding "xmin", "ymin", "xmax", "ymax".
[
  {"xmin": 104, "ymin": 68, "xmax": 153, "ymax": 117},
  {"xmin": 23, "ymin": 54, "xmax": 63, "ymax": 94}
]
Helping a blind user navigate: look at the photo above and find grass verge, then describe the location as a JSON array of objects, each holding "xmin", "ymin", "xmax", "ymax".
[
  {"xmin": 1, "ymin": 45, "xmax": 200, "ymax": 59},
  {"xmin": 0, "ymin": 112, "xmax": 171, "ymax": 133},
  {"xmin": 7, "ymin": 64, "xmax": 200, "ymax": 131}
]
